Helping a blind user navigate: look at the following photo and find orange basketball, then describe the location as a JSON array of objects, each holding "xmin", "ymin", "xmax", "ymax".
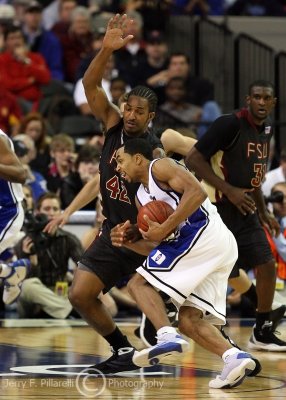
[{"xmin": 137, "ymin": 200, "xmax": 174, "ymax": 232}]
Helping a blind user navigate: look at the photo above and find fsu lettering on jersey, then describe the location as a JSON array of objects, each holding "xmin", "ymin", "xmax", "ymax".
[{"xmin": 205, "ymin": 109, "xmax": 273, "ymax": 203}]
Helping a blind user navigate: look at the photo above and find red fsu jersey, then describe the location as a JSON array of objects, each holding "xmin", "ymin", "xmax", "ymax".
[
  {"xmin": 99, "ymin": 120, "xmax": 163, "ymax": 228},
  {"xmin": 202, "ymin": 109, "xmax": 273, "ymax": 203}
]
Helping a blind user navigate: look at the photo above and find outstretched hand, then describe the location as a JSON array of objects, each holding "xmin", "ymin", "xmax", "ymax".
[
  {"xmin": 43, "ymin": 214, "xmax": 68, "ymax": 235},
  {"xmin": 103, "ymin": 14, "xmax": 134, "ymax": 51}
]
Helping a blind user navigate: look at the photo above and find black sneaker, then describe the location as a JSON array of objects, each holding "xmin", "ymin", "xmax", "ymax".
[
  {"xmin": 220, "ymin": 326, "xmax": 261, "ymax": 376},
  {"xmin": 88, "ymin": 347, "xmax": 139, "ymax": 374},
  {"xmin": 249, "ymin": 323, "xmax": 286, "ymax": 351},
  {"xmin": 220, "ymin": 326, "xmax": 241, "ymax": 350},
  {"xmin": 134, "ymin": 314, "xmax": 157, "ymax": 347},
  {"xmin": 270, "ymin": 305, "xmax": 286, "ymax": 331},
  {"xmin": 165, "ymin": 300, "xmax": 179, "ymax": 327}
]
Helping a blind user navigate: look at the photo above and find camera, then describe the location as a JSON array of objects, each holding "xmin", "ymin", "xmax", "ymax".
[
  {"xmin": 23, "ymin": 211, "xmax": 50, "ymax": 253},
  {"xmin": 13, "ymin": 140, "xmax": 29, "ymax": 158},
  {"xmin": 264, "ymin": 190, "xmax": 284, "ymax": 204}
]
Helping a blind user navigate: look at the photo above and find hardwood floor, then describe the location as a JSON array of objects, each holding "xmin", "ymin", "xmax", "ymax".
[{"xmin": 0, "ymin": 318, "xmax": 285, "ymax": 399}]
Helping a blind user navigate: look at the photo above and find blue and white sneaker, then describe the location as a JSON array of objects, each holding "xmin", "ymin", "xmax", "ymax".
[
  {"xmin": 133, "ymin": 333, "xmax": 189, "ymax": 367},
  {"xmin": 3, "ymin": 259, "xmax": 31, "ymax": 305},
  {"xmin": 209, "ymin": 351, "xmax": 256, "ymax": 389}
]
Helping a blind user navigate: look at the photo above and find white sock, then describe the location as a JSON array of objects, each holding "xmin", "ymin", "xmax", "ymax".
[
  {"xmin": 157, "ymin": 326, "xmax": 177, "ymax": 337},
  {"xmin": 222, "ymin": 347, "xmax": 241, "ymax": 362},
  {"xmin": 0, "ymin": 264, "xmax": 12, "ymax": 278}
]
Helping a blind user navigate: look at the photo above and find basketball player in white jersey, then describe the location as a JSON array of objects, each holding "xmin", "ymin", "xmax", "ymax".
[
  {"xmin": 112, "ymin": 138, "xmax": 259, "ymax": 389},
  {"xmin": 0, "ymin": 129, "xmax": 30, "ymax": 305}
]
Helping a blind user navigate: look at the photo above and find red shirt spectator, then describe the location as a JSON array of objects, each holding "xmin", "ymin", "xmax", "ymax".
[
  {"xmin": 0, "ymin": 86, "xmax": 22, "ymax": 136},
  {"xmin": 0, "ymin": 24, "xmax": 50, "ymax": 106}
]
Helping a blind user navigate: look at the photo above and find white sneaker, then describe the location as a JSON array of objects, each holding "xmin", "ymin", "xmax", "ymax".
[
  {"xmin": 3, "ymin": 259, "xmax": 31, "ymax": 305},
  {"xmin": 133, "ymin": 332, "xmax": 189, "ymax": 367},
  {"xmin": 209, "ymin": 352, "xmax": 256, "ymax": 389}
]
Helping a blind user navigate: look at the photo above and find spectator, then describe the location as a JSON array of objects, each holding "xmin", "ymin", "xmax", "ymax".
[
  {"xmin": 74, "ymin": 52, "xmax": 119, "ymax": 116},
  {"xmin": 60, "ymin": 145, "xmax": 100, "ymax": 210},
  {"xmin": 154, "ymin": 76, "xmax": 202, "ymax": 137},
  {"xmin": 75, "ymin": 30, "xmax": 105, "ymax": 81},
  {"xmin": 0, "ymin": 24, "xmax": 51, "ymax": 112},
  {"xmin": 22, "ymin": 1, "xmax": 64, "ymax": 81},
  {"xmin": 0, "ymin": 4, "xmax": 16, "ymax": 52},
  {"xmin": 51, "ymin": 0, "xmax": 77, "ymax": 41},
  {"xmin": 13, "ymin": 133, "xmax": 47, "ymax": 201},
  {"xmin": 139, "ymin": 30, "xmax": 169, "ymax": 89},
  {"xmin": 12, "ymin": 0, "xmax": 31, "ymax": 24},
  {"xmin": 22, "ymin": 183, "xmax": 34, "ymax": 212},
  {"xmin": 47, "ymin": 133, "xmax": 76, "ymax": 194},
  {"xmin": 262, "ymin": 148, "xmax": 286, "ymax": 197},
  {"xmin": 60, "ymin": 6, "xmax": 93, "ymax": 83},
  {"xmin": 42, "ymin": 0, "xmax": 62, "ymax": 30},
  {"xmin": 114, "ymin": 10, "xmax": 146, "ymax": 88},
  {"xmin": 109, "ymin": 77, "xmax": 128, "ymax": 107},
  {"xmin": 14, "ymin": 192, "xmax": 84, "ymax": 319},
  {"xmin": 0, "ymin": 86, "xmax": 22, "ymax": 136},
  {"xmin": 18, "ymin": 112, "xmax": 51, "ymax": 179},
  {"xmin": 154, "ymin": 52, "xmax": 215, "ymax": 107}
]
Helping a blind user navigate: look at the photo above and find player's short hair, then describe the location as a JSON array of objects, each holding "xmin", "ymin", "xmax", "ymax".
[
  {"xmin": 123, "ymin": 138, "xmax": 153, "ymax": 161},
  {"xmin": 248, "ymin": 80, "xmax": 274, "ymax": 94},
  {"xmin": 127, "ymin": 86, "xmax": 158, "ymax": 112}
]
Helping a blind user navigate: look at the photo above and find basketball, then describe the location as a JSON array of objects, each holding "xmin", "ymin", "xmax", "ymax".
[{"xmin": 137, "ymin": 200, "xmax": 174, "ymax": 232}]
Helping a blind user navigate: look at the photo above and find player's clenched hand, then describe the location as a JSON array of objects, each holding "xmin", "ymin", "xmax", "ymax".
[
  {"xmin": 139, "ymin": 215, "xmax": 167, "ymax": 242},
  {"xmin": 226, "ymin": 187, "xmax": 256, "ymax": 216},
  {"xmin": 110, "ymin": 220, "xmax": 131, "ymax": 247}
]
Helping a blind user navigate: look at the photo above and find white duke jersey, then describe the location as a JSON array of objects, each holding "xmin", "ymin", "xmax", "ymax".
[
  {"xmin": 136, "ymin": 159, "xmax": 219, "ymax": 235},
  {"xmin": 0, "ymin": 129, "xmax": 24, "ymax": 206},
  {"xmin": 135, "ymin": 159, "xmax": 237, "ymax": 319}
]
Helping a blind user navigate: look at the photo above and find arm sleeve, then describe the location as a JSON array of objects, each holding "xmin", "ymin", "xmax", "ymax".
[{"xmin": 194, "ymin": 113, "xmax": 241, "ymax": 160}]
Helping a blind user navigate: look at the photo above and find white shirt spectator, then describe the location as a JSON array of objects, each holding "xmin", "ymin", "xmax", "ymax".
[{"xmin": 262, "ymin": 166, "xmax": 285, "ymax": 197}]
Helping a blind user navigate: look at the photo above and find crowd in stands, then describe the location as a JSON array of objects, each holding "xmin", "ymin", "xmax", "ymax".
[{"xmin": 0, "ymin": 0, "xmax": 286, "ymax": 319}]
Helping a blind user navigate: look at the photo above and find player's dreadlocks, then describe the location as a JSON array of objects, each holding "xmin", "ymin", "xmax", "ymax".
[{"xmin": 127, "ymin": 86, "xmax": 158, "ymax": 112}]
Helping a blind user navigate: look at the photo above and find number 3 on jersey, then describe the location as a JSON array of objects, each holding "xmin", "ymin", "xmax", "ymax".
[
  {"xmin": 106, "ymin": 175, "xmax": 131, "ymax": 203},
  {"xmin": 251, "ymin": 163, "xmax": 267, "ymax": 187}
]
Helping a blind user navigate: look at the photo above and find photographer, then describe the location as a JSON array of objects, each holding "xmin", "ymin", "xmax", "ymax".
[{"xmin": 14, "ymin": 192, "xmax": 84, "ymax": 318}]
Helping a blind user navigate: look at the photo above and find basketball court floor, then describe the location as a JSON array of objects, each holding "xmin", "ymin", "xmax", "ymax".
[{"xmin": 0, "ymin": 317, "xmax": 285, "ymax": 399}]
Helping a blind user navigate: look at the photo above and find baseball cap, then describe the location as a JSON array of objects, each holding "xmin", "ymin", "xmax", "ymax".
[
  {"xmin": 25, "ymin": 1, "xmax": 42, "ymax": 13},
  {"xmin": 0, "ymin": 5, "xmax": 16, "ymax": 21},
  {"xmin": 146, "ymin": 30, "xmax": 166, "ymax": 44}
]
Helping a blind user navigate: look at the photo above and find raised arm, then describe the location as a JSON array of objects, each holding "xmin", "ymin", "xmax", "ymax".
[
  {"xmin": 0, "ymin": 135, "xmax": 27, "ymax": 183},
  {"xmin": 82, "ymin": 14, "xmax": 134, "ymax": 131}
]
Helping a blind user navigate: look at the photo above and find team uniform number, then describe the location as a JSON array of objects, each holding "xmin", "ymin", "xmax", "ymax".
[
  {"xmin": 251, "ymin": 163, "xmax": 267, "ymax": 187},
  {"xmin": 106, "ymin": 175, "xmax": 131, "ymax": 203}
]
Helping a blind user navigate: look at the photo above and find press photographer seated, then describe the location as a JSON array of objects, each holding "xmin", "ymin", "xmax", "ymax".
[{"xmin": 14, "ymin": 192, "xmax": 84, "ymax": 319}]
